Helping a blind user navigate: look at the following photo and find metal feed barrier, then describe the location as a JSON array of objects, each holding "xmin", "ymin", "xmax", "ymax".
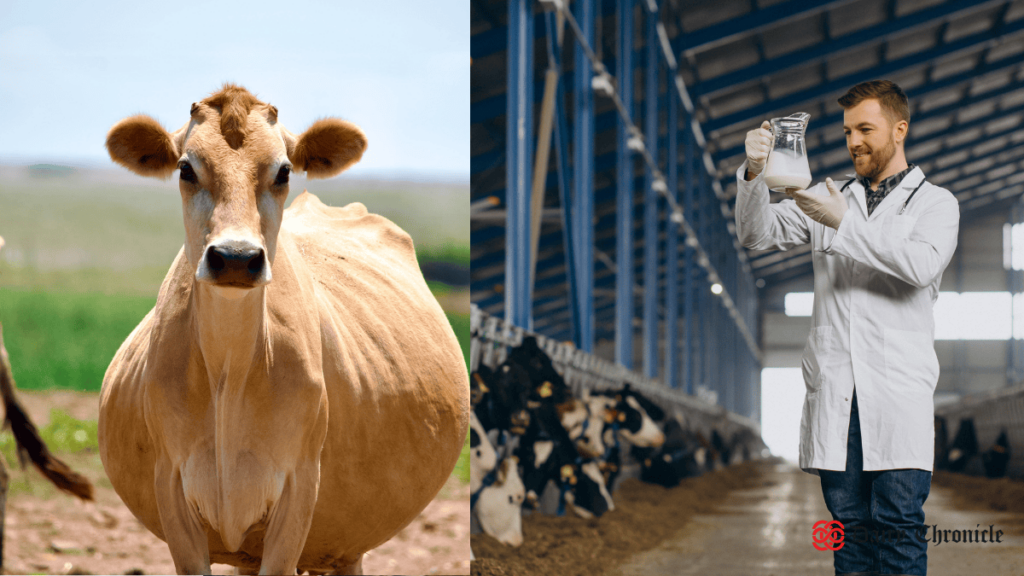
[
  {"xmin": 471, "ymin": 305, "xmax": 765, "ymax": 481},
  {"xmin": 936, "ymin": 383, "xmax": 1024, "ymax": 480}
]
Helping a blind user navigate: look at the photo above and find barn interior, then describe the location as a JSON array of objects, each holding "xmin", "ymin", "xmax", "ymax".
[{"xmin": 471, "ymin": 0, "xmax": 1024, "ymax": 573}]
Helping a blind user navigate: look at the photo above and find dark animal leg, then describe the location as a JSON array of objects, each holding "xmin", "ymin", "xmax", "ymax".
[{"xmin": 0, "ymin": 323, "xmax": 94, "ymax": 501}]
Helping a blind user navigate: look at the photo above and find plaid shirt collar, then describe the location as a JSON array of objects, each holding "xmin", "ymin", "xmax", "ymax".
[{"xmin": 858, "ymin": 163, "xmax": 916, "ymax": 216}]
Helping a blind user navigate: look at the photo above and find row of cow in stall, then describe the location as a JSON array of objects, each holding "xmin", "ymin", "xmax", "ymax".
[
  {"xmin": 936, "ymin": 415, "xmax": 1014, "ymax": 478},
  {"xmin": 469, "ymin": 335, "xmax": 768, "ymax": 547}
]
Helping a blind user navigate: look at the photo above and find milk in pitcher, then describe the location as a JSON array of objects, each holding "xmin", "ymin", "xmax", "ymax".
[{"xmin": 763, "ymin": 149, "xmax": 812, "ymax": 192}]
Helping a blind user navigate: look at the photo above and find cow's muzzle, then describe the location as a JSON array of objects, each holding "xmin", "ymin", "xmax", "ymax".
[{"xmin": 197, "ymin": 240, "xmax": 271, "ymax": 288}]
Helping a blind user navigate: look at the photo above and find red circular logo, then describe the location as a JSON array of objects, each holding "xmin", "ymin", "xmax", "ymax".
[{"xmin": 813, "ymin": 520, "xmax": 845, "ymax": 551}]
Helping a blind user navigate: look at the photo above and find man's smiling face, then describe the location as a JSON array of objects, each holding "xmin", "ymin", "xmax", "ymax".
[{"xmin": 843, "ymin": 98, "xmax": 904, "ymax": 184}]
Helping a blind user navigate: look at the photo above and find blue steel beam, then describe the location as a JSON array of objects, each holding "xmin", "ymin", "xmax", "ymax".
[
  {"xmin": 470, "ymin": 1, "xmax": 617, "ymax": 61},
  {"xmin": 476, "ymin": 181, "xmax": 758, "ymax": 351},
  {"xmin": 698, "ymin": 169, "xmax": 709, "ymax": 396},
  {"xmin": 574, "ymin": 0, "xmax": 596, "ymax": 352},
  {"xmin": 477, "ymin": 222, "xmax": 723, "ymax": 330},
  {"xmin": 506, "ymin": 0, "xmax": 533, "ymax": 329},
  {"xmin": 471, "ymin": 168, "xmax": 662, "ymax": 271},
  {"xmin": 529, "ymin": 263, "xmax": 718, "ymax": 342},
  {"xmin": 674, "ymin": 0, "xmax": 854, "ymax": 56},
  {"xmin": 547, "ymin": 9, "xmax": 580, "ymax": 347},
  {"xmin": 521, "ymin": 245, "xmax": 715, "ymax": 312},
  {"xmin": 703, "ymin": 16, "xmax": 1024, "ymax": 134},
  {"xmin": 692, "ymin": 0, "xmax": 1004, "ymax": 98},
  {"xmin": 924, "ymin": 144, "xmax": 1024, "ymax": 184},
  {"xmin": 683, "ymin": 115, "xmax": 695, "ymax": 395},
  {"xmin": 665, "ymin": 73, "xmax": 680, "ymax": 389},
  {"xmin": 714, "ymin": 57, "xmax": 1024, "ymax": 161},
  {"xmin": 616, "ymin": 0, "xmax": 635, "ymax": 368},
  {"xmin": 472, "ymin": 52, "xmax": 631, "ymax": 126},
  {"xmin": 643, "ymin": 6, "xmax": 659, "ymax": 378}
]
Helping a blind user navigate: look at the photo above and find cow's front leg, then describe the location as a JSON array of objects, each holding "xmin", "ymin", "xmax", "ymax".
[
  {"xmin": 154, "ymin": 458, "xmax": 211, "ymax": 575},
  {"xmin": 258, "ymin": 460, "xmax": 320, "ymax": 575}
]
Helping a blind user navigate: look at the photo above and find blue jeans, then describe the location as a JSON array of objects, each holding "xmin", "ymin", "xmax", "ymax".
[{"xmin": 819, "ymin": 389, "xmax": 931, "ymax": 576}]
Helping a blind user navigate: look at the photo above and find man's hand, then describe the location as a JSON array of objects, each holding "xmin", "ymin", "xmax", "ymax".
[
  {"xmin": 744, "ymin": 120, "xmax": 772, "ymax": 179},
  {"xmin": 788, "ymin": 177, "xmax": 849, "ymax": 230}
]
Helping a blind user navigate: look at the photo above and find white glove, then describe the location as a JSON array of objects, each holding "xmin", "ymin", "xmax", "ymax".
[
  {"xmin": 788, "ymin": 177, "xmax": 849, "ymax": 230},
  {"xmin": 745, "ymin": 120, "xmax": 772, "ymax": 176}
]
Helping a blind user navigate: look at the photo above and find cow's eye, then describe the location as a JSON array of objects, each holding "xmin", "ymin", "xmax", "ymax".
[
  {"xmin": 179, "ymin": 162, "xmax": 197, "ymax": 184},
  {"xmin": 275, "ymin": 165, "xmax": 291, "ymax": 186},
  {"xmin": 508, "ymin": 495, "xmax": 514, "ymax": 504}
]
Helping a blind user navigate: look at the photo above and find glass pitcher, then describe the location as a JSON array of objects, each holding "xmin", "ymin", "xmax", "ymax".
[{"xmin": 763, "ymin": 112, "xmax": 812, "ymax": 192}]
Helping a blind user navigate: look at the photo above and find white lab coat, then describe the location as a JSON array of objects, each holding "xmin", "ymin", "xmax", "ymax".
[{"xmin": 735, "ymin": 163, "xmax": 960, "ymax": 475}]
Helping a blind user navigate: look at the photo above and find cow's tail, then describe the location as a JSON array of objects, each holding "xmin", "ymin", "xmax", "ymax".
[{"xmin": 0, "ymin": 324, "xmax": 94, "ymax": 501}]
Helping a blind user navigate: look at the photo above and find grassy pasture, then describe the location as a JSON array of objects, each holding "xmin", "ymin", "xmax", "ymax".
[{"xmin": 0, "ymin": 289, "xmax": 155, "ymax": 392}]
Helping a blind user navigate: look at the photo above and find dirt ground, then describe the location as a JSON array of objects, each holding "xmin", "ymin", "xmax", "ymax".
[
  {"xmin": 5, "ymin": 391, "xmax": 470, "ymax": 576},
  {"xmin": 470, "ymin": 459, "xmax": 771, "ymax": 576},
  {"xmin": 471, "ymin": 459, "xmax": 1024, "ymax": 576},
  {"xmin": 932, "ymin": 469, "xmax": 1024, "ymax": 531}
]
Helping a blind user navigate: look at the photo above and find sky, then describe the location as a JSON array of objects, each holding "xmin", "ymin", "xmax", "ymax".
[{"xmin": 0, "ymin": 0, "xmax": 468, "ymax": 181}]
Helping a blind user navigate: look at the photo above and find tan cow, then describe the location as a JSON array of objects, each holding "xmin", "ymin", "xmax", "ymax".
[{"xmin": 98, "ymin": 84, "xmax": 469, "ymax": 575}]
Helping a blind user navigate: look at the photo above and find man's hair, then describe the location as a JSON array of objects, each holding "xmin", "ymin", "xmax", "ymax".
[{"xmin": 838, "ymin": 80, "xmax": 910, "ymax": 126}]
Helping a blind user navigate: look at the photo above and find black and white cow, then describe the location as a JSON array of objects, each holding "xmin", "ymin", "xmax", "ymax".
[
  {"xmin": 472, "ymin": 332, "xmax": 769, "ymax": 535},
  {"xmin": 515, "ymin": 398, "xmax": 614, "ymax": 518},
  {"xmin": 634, "ymin": 417, "xmax": 707, "ymax": 488},
  {"xmin": 729, "ymin": 428, "xmax": 766, "ymax": 464},
  {"xmin": 590, "ymin": 385, "xmax": 667, "ymax": 490},
  {"xmin": 981, "ymin": 430, "xmax": 1010, "ymax": 479},
  {"xmin": 472, "ymin": 361, "xmax": 532, "ymax": 439},
  {"xmin": 592, "ymin": 385, "xmax": 666, "ymax": 448},
  {"xmin": 934, "ymin": 416, "xmax": 950, "ymax": 471},
  {"xmin": 946, "ymin": 418, "xmax": 979, "ymax": 473},
  {"xmin": 711, "ymin": 429, "xmax": 731, "ymax": 469},
  {"xmin": 470, "ymin": 412, "xmax": 497, "ymax": 495},
  {"xmin": 507, "ymin": 336, "xmax": 573, "ymax": 404},
  {"xmin": 473, "ymin": 457, "xmax": 526, "ymax": 546},
  {"xmin": 558, "ymin": 391, "xmax": 606, "ymax": 459}
]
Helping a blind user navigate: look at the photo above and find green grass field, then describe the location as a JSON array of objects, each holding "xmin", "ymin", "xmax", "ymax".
[{"xmin": 0, "ymin": 289, "xmax": 155, "ymax": 391}]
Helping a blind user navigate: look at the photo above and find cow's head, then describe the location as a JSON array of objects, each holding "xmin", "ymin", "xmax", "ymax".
[
  {"xmin": 475, "ymin": 457, "xmax": 525, "ymax": 547},
  {"xmin": 470, "ymin": 413, "xmax": 497, "ymax": 492},
  {"xmin": 561, "ymin": 461, "xmax": 615, "ymax": 519},
  {"xmin": 558, "ymin": 395, "xmax": 605, "ymax": 458},
  {"xmin": 105, "ymin": 84, "xmax": 366, "ymax": 296},
  {"xmin": 593, "ymin": 390, "xmax": 666, "ymax": 448}
]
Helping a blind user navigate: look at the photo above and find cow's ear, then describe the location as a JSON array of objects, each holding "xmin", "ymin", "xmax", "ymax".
[
  {"xmin": 106, "ymin": 115, "xmax": 183, "ymax": 178},
  {"xmin": 283, "ymin": 118, "xmax": 367, "ymax": 179}
]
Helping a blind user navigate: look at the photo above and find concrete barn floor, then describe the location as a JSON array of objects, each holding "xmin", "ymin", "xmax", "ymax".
[{"xmin": 609, "ymin": 461, "xmax": 1024, "ymax": 576}]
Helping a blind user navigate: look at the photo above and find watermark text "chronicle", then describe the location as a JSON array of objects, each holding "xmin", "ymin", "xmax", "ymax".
[{"xmin": 812, "ymin": 521, "xmax": 1005, "ymax": 549}]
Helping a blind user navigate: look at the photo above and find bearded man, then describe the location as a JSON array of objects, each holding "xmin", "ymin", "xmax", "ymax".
[{"xmin": 735, "ymin": 80, "xmax": 961, "ymax": 576}]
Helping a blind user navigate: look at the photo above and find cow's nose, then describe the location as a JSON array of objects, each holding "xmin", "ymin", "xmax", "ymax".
[
  {"xmin": 207, "ymin": 245, "xmax": 263, "ymax": 273},
  {"xmin": 203, "ymin": 242, "xmax": 266, "ymax": 286}
]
